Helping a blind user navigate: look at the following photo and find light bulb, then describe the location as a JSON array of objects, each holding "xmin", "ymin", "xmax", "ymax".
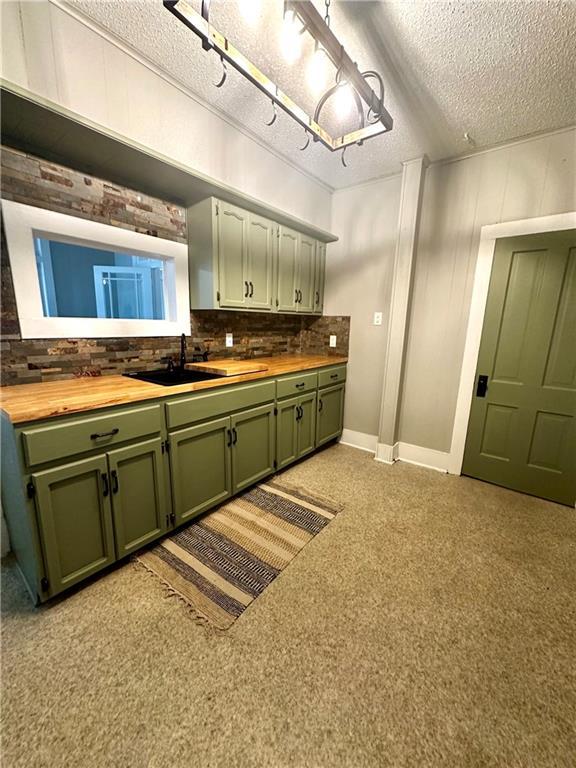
[
  {"xmin": 334, "ymin": 83, "xmax": 354, "ymax": 118},
  {"xmin": 281, "ymin": 11, "xmax": 303, "ymax": 64},
  {"xmin": 306, "ymin": 46, "xmax": 329, "ymax": 96},
  {"xmin": 238, "ymin": 0, "xmax": 260, "ymax": 26}
]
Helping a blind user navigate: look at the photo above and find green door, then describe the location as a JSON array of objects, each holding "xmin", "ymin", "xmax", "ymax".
[
  {"xmin": 463, "ymin": 231, "xmax": 576, "ymax": 506},
  {"xmin": 107, "ymin": 438, "xmax": 167, "ymax": 558},
  {"xmin": 314, "ymin": 242, "xmax": 326, "ymax": 314},
  {"xmin": 277, "ymin": 226, "xmax": 299, "ymax": 312},
  {"xmin": 247, "ymin": 213, "xmax": 274, "ymax": 310},
  {"xmin": 170, "ymin": 416, "xmax": 232, "ymax": 524},
  {"xmin": 217, "ymin": 201, "xmax": 249, "ymax": 308},
  {"xmin": 32, "ymin": 455, "xmax": 115, "ymax": 596},
  {"xmin": 298, "ymin": 235, "xmax": 316, "ymax": 313},
  {"xmin": 231, "ymin": 403, "xmax": 276, "ymax": 492},
  {"xmin": 316, "ymin": 384, "xmax": 345, "ymax": 447},
  {"xmin": 297, "ymin": 391, "xmax": 317, "ymax": 458},
  {"xmin": 277, "ymin": 396, "xmax": 299, "ymax": 469}
]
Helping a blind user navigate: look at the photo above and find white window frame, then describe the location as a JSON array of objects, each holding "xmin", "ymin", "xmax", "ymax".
[{"xmin": 1, "ymin": 199, "xmax": 191, "ymax": 339}]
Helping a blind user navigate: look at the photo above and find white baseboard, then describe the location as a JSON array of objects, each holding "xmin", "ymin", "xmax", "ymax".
[
  {"xmin": 340, "ymin": 429, "xmax": 377, "ymax": 454},
  {"xmin": 375, "ymin": 441, "xmax": 449, "ymax": 473}
]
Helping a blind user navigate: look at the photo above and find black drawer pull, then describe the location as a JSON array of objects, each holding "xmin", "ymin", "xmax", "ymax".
[
  {"xmin": 91, "ymin": 428, "xmax": 119, "ymax": 440},
  {"xmin": 101, "ymin": 473, "xmax": 109, "ymax": 497},
  {"xmin": 244, "ymin": 281, "xmax": 249, "ymax": 297},
  {"xmin": 249, "ymin": 281, "xmax": 254, "ymax": 297},
  {"xmin": 111, "ymin": 470, "xmax": 119, "ymax": 494},
  {"xmin": 315, "ymin": 291, "xmax": 320, "ymax": 306},
  {"xmin": 227, "ymin": 428, "xmax": 232, "ymax": 447},
  {"xmin": 232, "ymin": 427, "xmax": 238, "ymax": 445},
  {"xmin": 295, "ymin": 382, "xmax": 305, "ymax": 389},
  {"xmin": 318, "ymin": 399, "xmax": 323, "ymax": 412},
  {"xmin": 330, "ymin": 373, "xmax": 339, "ymax": 379}
]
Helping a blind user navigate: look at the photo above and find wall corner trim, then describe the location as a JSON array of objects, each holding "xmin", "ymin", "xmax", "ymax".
[
  {"xmin": 375, "ymin": 442, "xmax": 398, "ymax": 464},
  {"xmin": 375, "ymin": 441, "xmax": 449, "ymax": 473}
]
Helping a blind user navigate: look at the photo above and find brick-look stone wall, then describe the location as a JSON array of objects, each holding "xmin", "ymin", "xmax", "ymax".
[{"xmin": 0, "ymin": 146, "xmax": 349, "ymax": 386}]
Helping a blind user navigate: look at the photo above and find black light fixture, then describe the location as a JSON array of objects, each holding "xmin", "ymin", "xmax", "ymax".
[{"xmin": 164, "ymin": 0, "xmax": 393, "ymax": 166}]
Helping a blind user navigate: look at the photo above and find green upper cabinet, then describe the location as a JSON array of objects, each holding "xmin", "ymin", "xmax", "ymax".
[
  {"xmin": 217, "ymin": 201, "xmax": 250, "ymax": 309},
  {"xmin": 188, "ymin": 197, "xmax": 329, "ymax": 314},
  {"xmin": 246, "ymin": 213, "xmax": 274, "ymax": 310},
  {"xmin": 314, "ymin": 242, "xmax": 326, "ymax": 314},
  {"xmin": 32, "ymin": 455, "xmax": 116, "ymax": 597},
  {"xmin": 298, "ymin": 235, "xmax": 316, "ymax": 313},
  {"xmin": 107, "ymin": 438, "xmax": 167, "ymax": 558},
  {"xmin": 277, "ymin": 225, "xmax": 299, "ymax": 312}
]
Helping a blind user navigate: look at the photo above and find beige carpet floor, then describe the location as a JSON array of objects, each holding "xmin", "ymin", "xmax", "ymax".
[{"xmin": 1, "ymin": 444, "xmax": 575, "ymax": 768}]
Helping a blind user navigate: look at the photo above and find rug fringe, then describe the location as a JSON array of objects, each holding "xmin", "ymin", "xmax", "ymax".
[{"xmin": 132, "ymin": 558, "xmax": 226, "ymax": 633}]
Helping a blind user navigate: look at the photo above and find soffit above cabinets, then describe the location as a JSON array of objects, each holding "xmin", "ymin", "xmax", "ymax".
[{"xmin": 64, "ymin": 0, "xmax": 576, "ymax": 189}]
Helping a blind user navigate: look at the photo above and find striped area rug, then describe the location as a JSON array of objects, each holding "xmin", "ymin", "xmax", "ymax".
[{"xmin": 136, "ymin": 481, "xmax": 340, "ymax": 629}]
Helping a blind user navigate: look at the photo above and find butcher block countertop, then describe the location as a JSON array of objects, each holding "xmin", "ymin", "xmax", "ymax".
[{"xmin": 0, "ymin": 355, "xmax": 347, "ymax": 424}]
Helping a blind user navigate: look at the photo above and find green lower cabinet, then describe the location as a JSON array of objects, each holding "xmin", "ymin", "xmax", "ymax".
[
  {"xmin": 276, "ymin": 396, "xmax": 299, "ymax": 469},
  {"xmin": 32, "ymin": 455, "xmax": 115, "ymax": 597},
  {"xmin": 107, "ymin": 438, "xmax": 167, "ymax": 558},
  {"xmin": 316, "ymin": 384, "xmax": 345, "ymax": 447},
  {"xmin": 231, "ymin": 403, "xmax": 276, "ymax": 493},
  {"xmin": 276, "ymin": 391, "xmax": 317, "ymax": 469},
  {"xmin": 170, "ymin": 416, "xmax": 232, "ymax": 524}
]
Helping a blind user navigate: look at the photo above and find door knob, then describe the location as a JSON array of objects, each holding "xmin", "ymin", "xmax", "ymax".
[{"xmin": 476, "ymin": 375, "xmax": 489, "ymax": 397}]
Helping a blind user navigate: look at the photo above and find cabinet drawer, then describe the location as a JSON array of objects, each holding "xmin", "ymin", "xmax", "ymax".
[
  {"xmin": 22, "ymin": 405, "xmax": 162, "ymax": 468},
  {"xmin": 318, "ymin": 365, "xmax": 347, "ymax": 388},
  {"xmin": 277, "ymin": 372, "xmax": 318, "ymax": 399},
  {"xmin": 166, "ymin": 380, "xmax": 276, "ymax": 430}
]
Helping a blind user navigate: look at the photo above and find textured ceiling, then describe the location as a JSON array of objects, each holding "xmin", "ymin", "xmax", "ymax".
[{"xmin": 66, "ymin": 0, "xmax": 576, "ymax": 189}]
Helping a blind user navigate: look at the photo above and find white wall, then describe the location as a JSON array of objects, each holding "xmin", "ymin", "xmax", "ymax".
[
  {"xmin": 0, "ymin": 0, "xmax": 332, "ymax": 230},
  {"xmin": 398, "ymin": 127, "xmax": 576, "ymax": 453},
  {"xmin": 325, "ymin": 174, "xmax": 402, "ymax": 439}
]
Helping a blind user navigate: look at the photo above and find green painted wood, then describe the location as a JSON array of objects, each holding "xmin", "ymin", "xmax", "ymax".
[
  {"xmin": 318, "ymin": 365, "xmax": 347, "ymax": 388},
  {"xmin": 297, "ymin": 391, "xmax": 317, "ymax": 458},
  {"xmin": 298, "ymin": 235, "xmax": 316, "ymax": 313},
  {"xmin": 231, "ymin": 403, "xmax": 276, "ymax": 493},
  {"xmin": 166, "ymin": 380, "xmax": 276, "ymax": 429},
  {"xmin": 276, "ymin": 371, "xmax": 318, "ymax": 399},
  {"xmin": 277, "ymin": 226, "xmax": 299, "ymax": 312},
  {"xmin": 314, "ymin": 242, "xmax": 326, "ymax": 314},
  {"xmin": 316, "ymin": 384, "xmax": 345, "ymax": 447},
  {"xmin": 107, "ymin": 438, "xmax": 167, "ymax": 558},
  {"xmin": 217, "ymin": 201, "xmax": 249, "ymax": 309},
  {"xmin": 170, "ymin": 416, "xmax": 232, "ymax": 524},
  {"xmin": 276, "ymin": 396, "xmax": 299, "ymax": 470},
  {"xmin": 247, "ymin": 213, "xmax": 274, "ymax": 310},
  {"xmin": 463, "ymin": 230, "xmax": 576, "ymax": 506},
  {"xmin": 32, "ymin": 455, "xmax": 115, "ymax": 596},
  {"xmin": 22, "ymin": 404, "xmax": 162, "ymax": 467}
]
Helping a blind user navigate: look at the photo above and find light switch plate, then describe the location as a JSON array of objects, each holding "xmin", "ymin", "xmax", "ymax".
[
  {"xmin": 329, "ymin": 335, "xmax": 337, "ymax": 348},
  {"xmin": 225, "ymin": 333, "xmax": 233, "ymax": 348},
  {"xmin": 373, "ymin": 312, "xmax": 383, "ymax": 326}
]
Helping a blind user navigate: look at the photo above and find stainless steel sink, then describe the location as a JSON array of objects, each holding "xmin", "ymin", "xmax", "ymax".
[{"xmin": 123, "ymin": 369, "xmax": 222, "ymax": 387}]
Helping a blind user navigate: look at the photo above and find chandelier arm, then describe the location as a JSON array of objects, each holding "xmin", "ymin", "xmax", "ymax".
[
  {"xmin": 299, "ymin": 129, "xmax": 311, "ymax": 151},
  {"xmin": 265, "ymin": 100, "xmax": 278, "ymax": 127},
  {"xmin": 214, "ymin": 55, "xmax": 227, "ymax": 88}
]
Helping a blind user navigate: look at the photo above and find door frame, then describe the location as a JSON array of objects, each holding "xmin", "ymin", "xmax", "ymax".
[{"xmin": 448, "ymin": 211, "xmax": 576, "ymax": 476}]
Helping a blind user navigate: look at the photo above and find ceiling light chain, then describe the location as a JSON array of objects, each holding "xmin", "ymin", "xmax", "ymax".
[{"xmin": 324, "ymin": 0, "xmax": 331, "ymax": 27}]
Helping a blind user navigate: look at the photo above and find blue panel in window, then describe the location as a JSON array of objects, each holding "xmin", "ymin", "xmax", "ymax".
[{"xmin": 33, "ymin": 237, "xmax": 166, "ymax": 320}]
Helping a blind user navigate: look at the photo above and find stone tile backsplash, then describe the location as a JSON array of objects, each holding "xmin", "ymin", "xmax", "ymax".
[{"xmin": 0, "ymin": 146, "xmax": 349, "ymax": 386}]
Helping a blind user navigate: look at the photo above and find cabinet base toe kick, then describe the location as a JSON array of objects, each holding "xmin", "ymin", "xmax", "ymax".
[{"xmin": 1, "ymin": 364, "xmax": 346, "ymax": 602}]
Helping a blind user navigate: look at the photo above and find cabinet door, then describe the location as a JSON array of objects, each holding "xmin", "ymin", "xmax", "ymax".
[
  {"xmin": 313, "ymin": 242, "xmax": 326, "ymax": 314},
  {"xmin": 33, "ymin": 455, "xmax": 115, "ymax": 596},
  {"xmin": 277, "ymin": 226, "xmax": 299, "ymax": 312},
  {"xmin": 316, "ymin": 385, "xmax": 345, "ymax": 447},
  {"xmin": 297, "ymin": 391, "xmax": 317, "ymax": 458},
  {"xmin": 231, "ymin": 403, "xmax": 276, "ymax": 493},
  {"xmin": 107, "ymin": 438, "xmax": 167, "ymax": 558},
  {"xmin": 170, "ymin": 417, "xmax": 232, "ymax": 524},
  {"xmin": 248, "ymin": 213, "xmax": 274, "ymax": 310},
  {"xmin": 276, "ymin": 396, "xmax": 299, "ymax": 470},
  {"xmin": 217, "ymin": 202, "xmax": 249, "ymax": 308},
  {"xmin": 298, "ymin": 235, "xmax": 316, "ymax": 313}
]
